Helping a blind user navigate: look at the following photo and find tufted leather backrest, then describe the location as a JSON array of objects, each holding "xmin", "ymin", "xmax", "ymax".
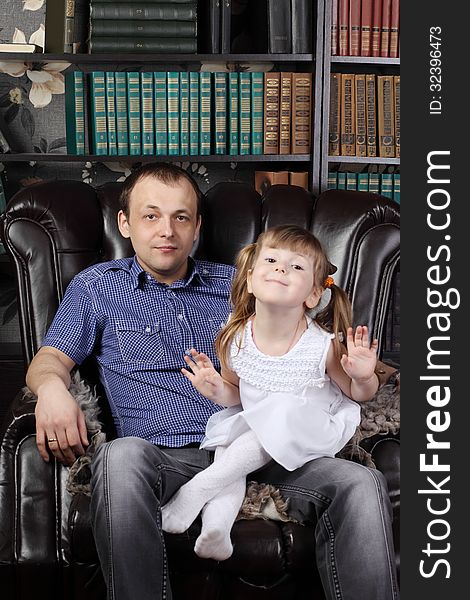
[{"xmin": 0, "ymin": 180, "xmax": 399, "ymax": 365}]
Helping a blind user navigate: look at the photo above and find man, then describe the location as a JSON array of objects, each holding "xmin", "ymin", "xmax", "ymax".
[{"xmin": 27, "ymin": 163, "xmax": 399, "ymax": 600}]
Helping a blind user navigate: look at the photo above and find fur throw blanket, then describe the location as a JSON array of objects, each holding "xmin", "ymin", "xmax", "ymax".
[{"xmin": 23, "ymin": 370, "xmax": 399, "ymax": 522}]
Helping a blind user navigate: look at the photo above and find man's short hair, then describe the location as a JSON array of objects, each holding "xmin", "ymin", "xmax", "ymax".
[{"xmin": 119, "ymin": 163, "xmax": 202, "ymax": 217}]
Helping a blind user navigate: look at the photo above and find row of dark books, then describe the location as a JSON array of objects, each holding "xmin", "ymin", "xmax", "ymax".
[
  {"xmin": 329, "ymin": 73, "xmax": 400, "ymax": 158},
  {"xmin": 65, "ymin": 70, "xmax": 312, "ymax": 156},
  {"xmin": 42, "ymin": 0, "xmax": 313, "ymax": 55},
  {"xmin": 89, "ymin": 0, "xmax": 198, "ymax": 54},
  {"xmin": 331, "ymin": 0, "xmax": 399, "ymax": 58},
  {"xmin": 327, "ymin": 168, "xmax": 400, "ymax": 203}
]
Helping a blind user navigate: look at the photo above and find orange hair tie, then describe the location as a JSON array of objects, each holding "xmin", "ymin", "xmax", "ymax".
[{"xmin": 324, "ymin": 276, "xmax": 335, "ymax": 289}]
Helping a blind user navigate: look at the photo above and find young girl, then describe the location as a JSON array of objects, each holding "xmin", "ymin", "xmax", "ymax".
[{"xmin": 162, "ymin": 225, "xmax": 379, "ymax": 561}]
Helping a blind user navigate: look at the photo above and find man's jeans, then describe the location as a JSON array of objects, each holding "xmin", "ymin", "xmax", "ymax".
[{"xmin": 90, "ymin": 437, "xmax": 399, "ymax": 600}]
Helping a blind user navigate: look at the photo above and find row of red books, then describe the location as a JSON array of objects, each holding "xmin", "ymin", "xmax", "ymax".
[{"xmin": 331, "ymin": 0, "xmax": 400, "ymax": 58}]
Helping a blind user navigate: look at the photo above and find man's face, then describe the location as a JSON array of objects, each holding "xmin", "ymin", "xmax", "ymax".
[{"xmin": 118, "ymin": 176, "xmax": 201, "ymax": 284}]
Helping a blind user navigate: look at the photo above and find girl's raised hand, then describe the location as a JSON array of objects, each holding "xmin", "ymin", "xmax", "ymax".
[
  {"xmin": 340, "ymin": 326, "xmax": 378, "ymax": 382},
  {"xmin": 182, "ymin": 348, "xmax": 225, "ymax": 402}
]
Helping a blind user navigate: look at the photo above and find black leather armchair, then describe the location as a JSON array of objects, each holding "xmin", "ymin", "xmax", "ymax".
[{"xmin": 0, "ymin": 180, "xmax": 400, "ymax": 599}]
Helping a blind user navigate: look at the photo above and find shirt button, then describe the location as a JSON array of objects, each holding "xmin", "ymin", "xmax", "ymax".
[
  {"xmin": 145, "ymin": 326, "xmax": 151, "ymax": 332},
  {"xmin": 177, "ymin": 314, "xmax": 184, "ymax": 321},
  {"xmin": 203, "ymin": 269, "xmax": 209, "ymax": 275}
]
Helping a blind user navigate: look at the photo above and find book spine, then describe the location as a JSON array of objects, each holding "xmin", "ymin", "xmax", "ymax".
[
  {"xmin": 209, "ymin": 0, "xmax": 221, "ymax": 53},
  {"xmin": 251, "ymin": 72, "xmax": 263, "ymax": 155},
  {"xmin": 189, "ymin": 72, "xmax": 199, "ymax": 155},
  {"xmin": 105, "ymin": 71, "xmax": 118, "ymax": 156},
  {"xmin": 365, "ymin": 74, "xmax": 377, "ymax": 157},
  {"xmin": 263, "ymin": 72, "xmax": 280, "ymax": 154},
  {"xmin": 380, "ymin": 172, "xmax": 393, "ymax": 198},
  {"xmin": 90, "ymin": 19, "xmax": 197, "ymax": 37},
  {"xmin": 380, "ymin": 0, "xmax": 392, "ymax": 57},
  {"xmin": 289, "ymin": 171, "xmax": 309, "ymax": 190},
  {"xmin": 267, "ymin": 0, "xmax": 291, "ymax": 53},
  {"xmin": 179, "ymin": 72, "xmax": 189, "ymax": 154},
  {"xmin": 220, "ymin": 0, "xmax": 231, "ymax": 53},
  {"xmin": 291, "ymin": 72, "xmax": 312, "ymax": 154},
  {"xmin": 89, "ymin": 71, "xmax": 107, "ymax": 155},
  {"xmin": 65, "ymin": 0, "xmax": 75, "ymax": 53},
  {"xmin": 327, "ymin": 171, "xmax": 338, "ymax": 190},
  {"xmin": 141, "ymin": 72, "xmax": 155, "ymax": 155},
  {"xmin": 126, "ymin": 71, "xmax": 141, "ymax": 155},
  {"xmin": 279, "ymin": 72, "xmax": 292, "ymax": 155},
  {"xmin": 377, "ymin": 75, "xmax": 395, "ymax": 157},
  {"xmin": 45, "ymin": 0, "xmax": 66, "ymax": 53},
  {"xmin": 65, "ymin": 71, "xmax": 86, "ymax": 155},
  {"xmin": 393, "ymin": 172, "xmax": 400, "ymax": 204},
  {"xmin": 199, "ymin": 72, "xmax": 211, "ymax": 155},
  {"xmin": 114, "ymin": 72, "xmax": 129, "ymax": 155},
  {"xmin": 254, "ymin": 171, "xmax": 289, "ymax": 195},
  {"xmin": 355, "ymin": 74, "xmax": 367, "ymax": 157},
  {"xmin": 331, "ymin": 0, "xmax": 338, "ymax": 56},
  {"xmin": 154, "ymin": 72, "xmax": 168, "ymax": 155},
  {"xmin": 291, "ymin": 0, "xmax": 312, "ymax": 54},
  {"xmin": 239, "ymin": 73, "xmax": 251, "ymax": 155},
  {"xmin": 340, "ymin": 73, "xmax": 355, "ymax": 156},
  {"xmin": 167, "ymin": 71, "xmax": 180, "ymax": 155},
  {"xmin": 89, "ymin": 38, "xmax": 197, "ymax": 53},
  {"xmin": 72, "ymin": 0, "xmax": 90, "ymax": 53},
  {"xmin": 389, "ymin": 0, "xmax": 399, "ymax": 58},
  {"xmin": 337, "ymin": 172, "xmax": 346, "ymax": 189},
  {"xmin": 361, "ymin": 0, "xmax": 373, "ymax": 57},
  {"xmin": 357, "ymin": 172, "xmax": 369, "ymax": 192},
  {"xmin": 346, "ymin": 172, "xmax": 357, "ymax": 190},
  {"xmin": 338, "ymin": 0, "xmax": 349, "ymax": 56},
  {"xmin": 368, "ymin": 171, "xmax": 380, "ymax": 194},
  {"xmin": 65, "ymin": 71, "xmax": 85, "ymax": 154},
  {"xmin": 214, "ymin": 72, "xmax": 227, "ymax": 155},
  {"xmin": 371, "ymin": 0, "xmax": 382, "ymax": 57},
  {"xmin": 328, "ymin": 72, "xmax": 340, "ymax": 156},
  {"xmin": 394, "ymin": 75, "xmax": 400, "ymax": 158},
  {"xmin": 228, "ymin": 72, "xmax": 239, "ymax": 155},
  {"xmin": 90, "ymin": 3, "xmax": 198, "ymax": 21},
  {"xmin": 349, "ymin": 0, "xmax": 361, "ymax": 56}
]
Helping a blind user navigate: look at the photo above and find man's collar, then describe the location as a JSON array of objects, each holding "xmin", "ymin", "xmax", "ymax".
[{"xmin": 129, "ymin": 255, "xmax": 208, "ymax": 289}]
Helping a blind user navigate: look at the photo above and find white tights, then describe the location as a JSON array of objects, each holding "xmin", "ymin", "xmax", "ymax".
[{"xmin": 161, "ymin": 430, "xmax": 270, "ymax": 560}]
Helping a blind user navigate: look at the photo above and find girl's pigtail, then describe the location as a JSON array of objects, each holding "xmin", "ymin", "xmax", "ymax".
[
  {"xmin": 216, "ymin": 243, "xmax": 258, "ymax": 370},
  {"xmin": 315, "ymin": 284, "xmax": 353, "ymax": 357}
]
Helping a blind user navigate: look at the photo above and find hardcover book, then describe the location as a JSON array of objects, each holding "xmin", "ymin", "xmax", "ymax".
[
  {"xmin": 221, "ymin": 0, "xmax": 231, "ymax": 53},
  {"xmin": 331, "ymin": 0, "xmax": 338, "ymax": 55},
  {"xmin": 328, "ymin": 73, "xmax": 341, "ymax": 156},
  {"xmin": 90, "ymin": 2, "xmax": 198, "ymax": 21},
  {"xmin": 340, "ymin": 73, "xmax": 355, "ymax": 156},
  {"xmin": 251, "ymin": 72, "xmax": 263, "ymax": 155},
  {"xmin": 360, "ymin": 0, "xmax": 373, "ymax": 57},
  {"xmin": 90, "ymin": 19, "xmax": 197, "ymax": 37},
  {"xmin": 389, "ymin": 0, "xmax": 400, "ymax": 57},
  {"xmin": 393, "ymin": 75, "xmax": 400, "ymax": 158},
  {"xmin": 349, "ymin": 0, "xmax": 361, "ymax": 56},
  {"xmin": 377, "ymin": 75, "xmax": 395, "ymax": 157},
  {"xmin": 355, "ymin": 74, "xmax": 367, "ymax": 157},
  {"xmin": 228, "ymin": 72, "xmax": 239, "ymax": 155},
  {"xmin": 263, "ymin": 72, "xmax": 280, "ymax": 154},
  {"xmin": 279, "ymin": 72, "xmax": 292, "ymax": 155},
  {"xmin": 289, "ymin": 171, "xmax": 309, "ymax": 190},
  {"xmin": 45, "ymin": 0, "xmax": 74, "ymax": 53},
  {"xmin": 141, "ymin": 72, "xmax": 155, "ymax": 155},
  {"xmin": 239, "ymin": 72, "xmax": 251, "ymax": 155},
  {"xmin": 214, "ymin": 72, "xmax": 227, "ymax": 155},
  {"xmin": 380, "ymin": 0, "xmax": 392, "ymax": 58},
  {"xmin": 291, "ymin": 72, "xmax": 312, "ymax": 154},
  {"xmin": 267, "ymin": 0, "xmax": 291, "ymax": 53},
  {"xmin": 199, "ymin": 72, "xmax": 211, "ymax": 155},
  {"xmin": 154, "ymin": 72, "xmax": 168, "ymax": 155},
  {"xmin": 189, "ymin": 72, "xmax": 199, "ymax": 155},
  {"xmin": 338, "ymin": 0, "xmax": 349, "ymax": 56},
  {"xmin": 254, "ymin": 170, "xmax": 289, "ymax": 195},
  {"xmin": 65, "ymin": 70, "xmax": 86, "ymax": 155},
  {"xmin": 126, "ymin": 71, "xmax": 142, "ymax": 155},
  {"xmin": 105, "ymin": 71, "xmax": 118, "ymax": 155},
  {"xmin": 365, "ymin": 74, "xmax": 377, "ymax": 157},
  {"xmin": 179, "ymin": 72, "xmax": 190, "ymax": 154},
  {"xmin": 371, "ymin": 0, "xmax": 383, "ymax": 57},
  {"xmin": 292, "ymin": 0, "xmax": 312, "ymax": 54},
  {"xmin": 89, "ymin": 71, "xmax": 107, "ymax": 155},
  {"xmin": 115, "ymin": 72, "xmax": 129, "ymax": 155},
  {"xmin": 89, "ymin": 38, "xmax": 197, "ymax": 53},
  {"xmin": 167, "ymin": 72, "xmax": 180, "ymax": 155}
]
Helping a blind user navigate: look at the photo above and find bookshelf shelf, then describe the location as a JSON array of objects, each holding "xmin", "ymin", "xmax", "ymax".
[
  {"xmin": 0, "ymin": 53, "xmax": 314, "ymax": 65},
  {"xmin": 328, "ymin": 156, "xmax": 400, "ymax": 165},
  {"xmin": 0, "ymin": 154, "xmax": 311, "ymax": 163},
  {"xmin": 330, "ymin": 57, "xmax": 400, "ymax": 66}
]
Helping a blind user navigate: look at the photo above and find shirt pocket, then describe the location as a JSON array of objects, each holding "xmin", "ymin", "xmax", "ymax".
[{"xmin": 114, "ymin": 320, "xmax": 165, "ymax": 364}]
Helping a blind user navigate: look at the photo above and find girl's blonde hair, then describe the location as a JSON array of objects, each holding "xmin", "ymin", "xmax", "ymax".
[{"xmin": 216, "ymin": 225, "xmax": 353, "ymax": 370}]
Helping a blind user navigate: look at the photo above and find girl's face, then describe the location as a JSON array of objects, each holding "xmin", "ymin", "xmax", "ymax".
[{"xmin": 247, "ymin": 245, "xmax": 322, "ymax": 310}]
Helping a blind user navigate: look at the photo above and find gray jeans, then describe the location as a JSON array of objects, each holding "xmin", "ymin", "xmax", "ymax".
[{"xmin": 90, "ymin": 436, "xmax": 399, "ymax": 600}]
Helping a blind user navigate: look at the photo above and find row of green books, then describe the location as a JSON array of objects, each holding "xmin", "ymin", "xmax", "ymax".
[
  {"xmin": 327, "ymin": 171, "xmax": 400, "ymax": 204},
  {"xmin": 65, "ymin": 70, "xmax": 265, "ymax": 156}
]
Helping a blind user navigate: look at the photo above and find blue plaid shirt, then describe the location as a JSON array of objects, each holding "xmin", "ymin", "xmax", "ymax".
[{"xmin": 43, "ymin": 256, "xmax": 235, "ymax": 447}]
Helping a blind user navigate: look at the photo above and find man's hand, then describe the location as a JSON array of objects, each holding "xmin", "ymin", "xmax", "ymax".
[
  {"xmin": 35, "ymin": 384, "xmax": 89, "ymax": 465},
  {"xmin": 182, "ymin": 348, "xmax": 225, "ymax": 402}
]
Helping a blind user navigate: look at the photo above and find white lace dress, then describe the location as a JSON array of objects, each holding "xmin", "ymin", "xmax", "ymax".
[{"xmin": 200, "ymin": 318, "xmax": 361, "ymax": 471}]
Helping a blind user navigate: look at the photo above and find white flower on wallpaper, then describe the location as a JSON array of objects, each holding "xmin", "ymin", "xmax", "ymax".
[
  {"xmin": 12, "ymin": 23, "xmax": 44, "ymax": 48},
  {"xmin": 23, "ymin": 0, "xmax": 45, "ymax": 9}
]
